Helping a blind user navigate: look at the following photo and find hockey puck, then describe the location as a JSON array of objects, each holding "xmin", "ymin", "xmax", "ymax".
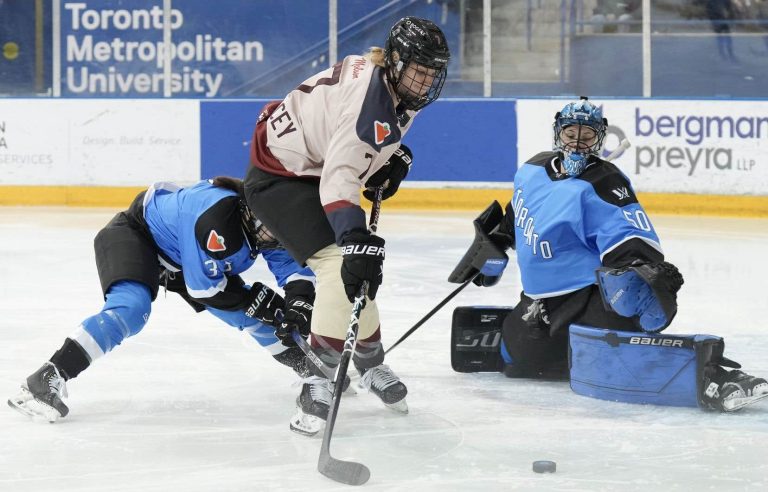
[{"xmin": 532, "ymin": 460, "xmax": 556, "ymax": 473}]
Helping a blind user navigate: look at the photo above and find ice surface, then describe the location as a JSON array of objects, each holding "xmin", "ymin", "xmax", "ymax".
[{"xmin": 1, "ymin": 207, "xmax": 767, "ymax": 491}]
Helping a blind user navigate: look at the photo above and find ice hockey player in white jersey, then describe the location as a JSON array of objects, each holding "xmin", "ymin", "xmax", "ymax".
[
  {"xmin": 244, "ymin": 16, "xmax": 450, "ymax": 435},
  {"xmin": 8, "ymin": 177, "xmax": 315, "ymax": 423}
]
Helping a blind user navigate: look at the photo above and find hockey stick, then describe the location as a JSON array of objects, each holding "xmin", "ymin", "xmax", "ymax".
[
  {"xmin": 291, "ymin": 330, "xmax": 335, "ymax": 379},
  {"xmin": 605, "ymin": 138, "xmax": 631, "ymax": 161},
  {"xmin": 317, "ymin": 187, "xmax": 383, "ymax": 486},
  {"xmin": 385, "ymin": 271, "xmax": 480, "ymax": 355}
]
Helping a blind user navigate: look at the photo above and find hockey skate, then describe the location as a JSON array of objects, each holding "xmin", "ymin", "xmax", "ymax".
[
  {"xmin": 289, "ymin": 375, "xmax": 332, "ymax": 437},
  {"xmin": 358, "ymin": 364, "xmax": 408, "ymax": 413},
  {"xmin": 8, "ymin": 362, "xmax": 69, "ymax": 423},
  {"xmin": 702, "ymin": 367, "xmax": 768, "ymax": 412}
]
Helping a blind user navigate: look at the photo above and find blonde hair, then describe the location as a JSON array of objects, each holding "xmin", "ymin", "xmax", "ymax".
[{"xmin": 364, "ymin": 46, "xmax": 386, "ymax": 67}]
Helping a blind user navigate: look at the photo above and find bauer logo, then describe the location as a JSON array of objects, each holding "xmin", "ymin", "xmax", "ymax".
[{"xmin": 629, "ymin": 337, "xmax": 684, "ymax": 348}]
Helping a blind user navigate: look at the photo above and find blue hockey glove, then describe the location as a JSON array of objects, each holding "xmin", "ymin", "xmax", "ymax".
[{"xmin": 596, "ymin": 261, "xmax": 683, "ymax": 333}]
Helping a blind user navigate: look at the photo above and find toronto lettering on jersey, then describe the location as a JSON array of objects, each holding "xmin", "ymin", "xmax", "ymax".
[
  {"xmin": 632, "ymin": 107, "xmax": 761, "ymax": 176},
  {"xmin": 63, "ymin": 2, "xmax": 264, "ymax": 96},
  {"xmin": 512, "ymin": 188, "xmax": 553, "ymax": 259}
]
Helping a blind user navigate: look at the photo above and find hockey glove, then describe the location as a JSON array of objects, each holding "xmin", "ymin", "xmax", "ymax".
[
  {"xmin": 449, "ymin": 201, "xmax": 511, "ymax": 287},
  {"xmin": 275, "ymin": 280, "xmax": 315, "ymax": 345},
  {"xmin": 340, "ymin": 231, "xmax": 385, "ymax": 302},
  {"xmin": 363, "ymin": 144, "xmax": 412, "ymax": 201},
  {"xmin": 244, "ymin": 282, "xmax": 285, "ymax": 327},
  {"xmin": 596, "ymin": 260, "xmax": 684, "ymax": 332}
]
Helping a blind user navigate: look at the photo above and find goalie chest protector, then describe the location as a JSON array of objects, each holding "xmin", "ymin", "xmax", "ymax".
[{"xmin": 451, "ymin": 306, "xmax": 513, "ymax": 372}]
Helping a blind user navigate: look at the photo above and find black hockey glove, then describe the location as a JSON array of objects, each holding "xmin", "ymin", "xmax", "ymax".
[
  {"xmin": 275, "ymin": 280, "xmax": 315, "ymax": 345},
  {"xmin": 244, "ymin": 282, "xmax": 285, "ymax": 327},
  {"xmin": 449, "ymin": 201, "xmax": 513, "ymax": 288},
  {"xmin": 340, "ymin": 231, "xmax": 385, "ymax": 302},
  {"xmin": 363, "ymin": 144, "xmax": 412, "ymax": 201}
]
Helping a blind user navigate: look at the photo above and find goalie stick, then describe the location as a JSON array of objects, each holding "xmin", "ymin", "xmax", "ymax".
[
  {"xmin": 317, "ymin": 187, "xmax": 383, "ymax": 486},
  {"xmin": 605, "ymin": 138, "xmax": 631, "ymax": 161},
  {"xmin": 385, "ymin": 271, "xmax": 480, "ymax": 355}
]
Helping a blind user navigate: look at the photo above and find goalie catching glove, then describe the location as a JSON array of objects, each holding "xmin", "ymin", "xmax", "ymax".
[
  {"xmin": 244, "ymin": 282, "xmax": 285, "ymax": 326},
  {"xmin": 596, "ymin": 260, "xmax": 684, "ymax": 333},
  {"xmin": 448, "ymin": 200, "xmax": 514, "ymax": 287},
  {"xmin": 363, "ymin": 145, "xmax": 412, "ymax": 201},
  {"xmin": 275, "ymin": 280, "xmax": 315, "ymax": 345}
]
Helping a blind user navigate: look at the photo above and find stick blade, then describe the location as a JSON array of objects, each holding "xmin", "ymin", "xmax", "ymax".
[{"xmin": 318, "ymin": 455, "xmax": 371, "ymax": 486}]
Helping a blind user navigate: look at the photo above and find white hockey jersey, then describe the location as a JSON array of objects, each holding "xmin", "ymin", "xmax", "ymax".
[{"xmin": 249, "ymin": 55, "xmax": 417, "ymax": 240}]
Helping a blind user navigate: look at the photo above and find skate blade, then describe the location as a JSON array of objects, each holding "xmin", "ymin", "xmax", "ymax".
[
  {"xmin": 289, "ymin": 409, "xmax": 326, "ymax": 437},
  {"xmin": 723, "ymin": 392, "xmax": 768, "ymax": 412},
  {"xmin": 385, "ymin": 399, "xmax": 409, "ymax": 414},
  {"xmin": 7, "ymin": 391, "xmax": 62, "ymax": 424}
]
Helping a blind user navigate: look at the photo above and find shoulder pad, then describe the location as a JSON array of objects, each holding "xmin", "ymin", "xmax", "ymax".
[
  {"xmin": 195, "ymin": 196, "xmax": 245, "ymax": 260},
  {"xmin": 577, "ymin": 160, "xmax": 638, "ymax": 207},
  {"xmin": 355, "ymin": 67, "xmax": 401, "ymax": 151},
  {"xmin": 526, "ymin": 151, "xmax": 557, "ymax": 167}
]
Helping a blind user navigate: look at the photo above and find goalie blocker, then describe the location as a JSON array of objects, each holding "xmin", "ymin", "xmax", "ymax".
[{"xmin": 451, "ymin": 308, "xmax": 765, "ymax": 410}]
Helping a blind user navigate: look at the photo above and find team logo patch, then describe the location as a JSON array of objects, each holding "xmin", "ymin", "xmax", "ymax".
[
  {"xmin": 207, "ymin": 230, "xmax": 227, "ymax": 252},
  {"xmin": 374, "ymin": 120, "xmax": 392, "ymax": 145}
]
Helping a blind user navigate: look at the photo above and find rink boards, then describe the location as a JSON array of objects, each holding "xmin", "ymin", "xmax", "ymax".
[{"xmin": 1, "ymin": 98, "xmax": 767, "ymax": 216}]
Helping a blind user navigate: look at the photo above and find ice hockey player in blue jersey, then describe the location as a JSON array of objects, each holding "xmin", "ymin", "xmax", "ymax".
[
  {"xmin": 8, "ymin": 177, "xmax": 316, "ymax": 423},
  {"xmin": 450, "ymin": 97, "xmax": 767, "ymax": 412}
]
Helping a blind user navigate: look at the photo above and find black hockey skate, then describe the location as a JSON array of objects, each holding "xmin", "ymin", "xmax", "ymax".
[
  {"xmin": 702, "ymin": 367, "xmax": 768, "ymax": 412},
  {"xmin": 358, "ymin": 364, "xmax": 408, "ymax": 413},
  {"xmin": 8, "ymin": 362, "xmax": 69, "ymax": 423},
  {"xmin": 289, "ymin": 375, "xmax": 332, "ymax": 436}
]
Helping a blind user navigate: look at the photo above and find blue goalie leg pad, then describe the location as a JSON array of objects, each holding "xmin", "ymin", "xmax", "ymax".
[
  {"xmin": 81, "ymin": 281, "xmax": 152, "ymax": 354},
  {"xmin": 569, "ymin": 324, "xmax": 720, "ymax": 408}
]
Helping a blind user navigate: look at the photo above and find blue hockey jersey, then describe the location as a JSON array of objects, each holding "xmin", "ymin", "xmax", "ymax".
[
  {"xmin": 511, "ymin": 152, "xmax": 662, "ymax": 298},
  {"xmin": 142, "ymin": 181, "xmax": 313, "ymax": 307}
]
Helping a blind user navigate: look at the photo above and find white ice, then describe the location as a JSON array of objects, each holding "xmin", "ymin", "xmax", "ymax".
[{"xmin": 1, "ymin": 207, "xmax": 767, "ymax": 491}]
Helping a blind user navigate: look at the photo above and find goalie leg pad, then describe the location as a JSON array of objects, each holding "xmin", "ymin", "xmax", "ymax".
[
  {"xmin": 450, "ymin": 306, "xmax": 510, "ymax": 372},
  {"xmin": 569, "ymin": 324, "xmax": 720, "ymax": 408}
]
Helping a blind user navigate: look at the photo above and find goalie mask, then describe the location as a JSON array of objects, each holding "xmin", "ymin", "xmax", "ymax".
[
  {"xmin": 553, "ymin": 97, "xmax": 607, "ymax": 176},
  {"xmin": 385, "ymin": 16, "xmax": 450, "ymax": 111},
  {"xmin": 238, "ymin": 200, "xmax": 280, "ymax": 254}
]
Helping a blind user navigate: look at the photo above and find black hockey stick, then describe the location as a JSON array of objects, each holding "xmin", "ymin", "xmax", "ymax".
[
  {"xmin": 385, "ymin": 271, "xmax": 480, "ymax": 355},
  {"xmin": 317, "ymin": 187, "xmax": 383, "ymax": 486}
]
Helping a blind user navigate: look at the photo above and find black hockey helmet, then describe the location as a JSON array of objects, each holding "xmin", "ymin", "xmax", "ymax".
[{"xmin": 384, "ymin": 16, "xmax": 450, "ymax": 111}]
